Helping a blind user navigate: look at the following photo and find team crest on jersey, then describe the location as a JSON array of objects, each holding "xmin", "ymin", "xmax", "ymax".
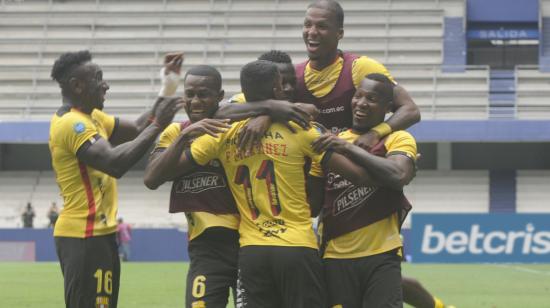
[
  {"xmin": 73, "ymin": 122, "xmax": 86, "ymax": 134},
  {"xmin": 333, "ymin": 185, "xmax": 377, "ymax": 216},
  {"xmin": 326, "ymin": 172, "xmax": 352, "ymax": 190},
  {"xmin": 95, "ymin": 296, "xmax": 109, "ymax": 308},
  {"xmin": 191, "ymin": 300, "xmax": 206, "ymax": 308},
  {"xmin": 175, "ymin": 172, "xmax": 226, "ymax": 194}
]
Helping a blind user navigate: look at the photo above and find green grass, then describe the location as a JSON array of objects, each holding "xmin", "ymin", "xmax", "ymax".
[{"xmin": 1, "ymin": 262, "xmax": 549, "ymax": 307}]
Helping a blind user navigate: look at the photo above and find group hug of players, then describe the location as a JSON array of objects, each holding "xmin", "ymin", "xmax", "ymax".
[{"xmin": 48, "ymin": 1, "xmax": 454, "ymax": 307}]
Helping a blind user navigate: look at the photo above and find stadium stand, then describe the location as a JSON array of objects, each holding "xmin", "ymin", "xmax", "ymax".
[
  {"xmin": 0, "ymin": 0, "xmax": 495, "ymax": 120},
  {"xmin": 403, "ymin": 170, "xmax": 490, "ymax": 227},
  {"xmin": 0, "ymin": 171, "xmax": 41, "ymax": 227},
  {"xmin": 515, "ymin": 65, "xmax": 550, "ymax": 119},
  {"xmin": 116, "ymin": 171, "xmax": 186, "ymax": 228},
  {"xmin": 0, "ymin": 170, "xmax": 184, "ymax": 228},
  {"xmin": 0, "ymin": 169, "xmax": 494, "ymax": 229},
  {"xmin": 1, "ymin": 0, "xmax": 548, "ymax": 232},
  {"xmin": 516, "ymin": 170, "xmax": 550, "ymax": 213}
]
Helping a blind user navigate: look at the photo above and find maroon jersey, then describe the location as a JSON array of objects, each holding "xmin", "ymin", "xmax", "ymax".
[
  {"xmin": 320, "ymin": 137, "xmax": 411, "ymax": 242},
  {"xmin": 294, "ymin": 52, "xmax": 358, "ymax": 134},
  {"xmin": 168, "ymin": 121, "xmax": 238, "ymax": 214}
]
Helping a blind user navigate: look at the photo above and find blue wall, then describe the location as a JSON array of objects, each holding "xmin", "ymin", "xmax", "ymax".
[
  {"xmin": 489, "ymin": 170, "xmax": 516, "ymax": 212},
  {"xmin": 4, "ymin": 120, "xmax": 550, "ymax": 144},
  {"xmin": 0, "ymin": 228, "xmax": 410, "ymax": 262},
  {"xmin": 443, "ymin": 17, "xmax": 466, "ymax": 70},
  {"xmin": 0, "ymin": 228, "xmax": 189, "ymax": 262},
  {"xmin": 467, "ymin": 0, "xmax": 539, "ymax": 23},
  {"xmin": 0, "ymin": 229, "xmax": 58, "ymax": 261}
]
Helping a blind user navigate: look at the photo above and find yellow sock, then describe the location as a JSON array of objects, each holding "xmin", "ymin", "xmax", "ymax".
[{"xmin": 434, "ymin": 297, "xmax": 445, "ymax": 308}]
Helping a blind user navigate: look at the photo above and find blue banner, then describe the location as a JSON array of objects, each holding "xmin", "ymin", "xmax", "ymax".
[
  {"xmin": 411, "ymin": 214, "xmax": 550, "ymax": 263},
  {"xmin": 467, "ymin": 29, "xmax": 539, "ymax": 40},
  {"xmin": 0, "ymin": 228, "xmax": 189, "ymax": 261}
]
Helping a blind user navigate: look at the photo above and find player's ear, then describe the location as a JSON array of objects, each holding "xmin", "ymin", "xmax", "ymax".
[
  {"xmin": 273, "ymin": 86, "xmax": 284, "ymax": 100},
  {"xmin": 384, "ymin": 99, "xmax": 392, "ymax": 113},
  {"xmin": 337, "ymin": 28, "xmax": 344, "ymax": 40},
  {"xmin": 69, "ymin": 77, "xmax": 83, "ymax": 95},
  {"xmin": 217, "ymin": 89, "xmax": 225, "ymax": 102}
]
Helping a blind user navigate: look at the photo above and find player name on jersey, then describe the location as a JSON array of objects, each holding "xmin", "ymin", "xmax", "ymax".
[{"xmin": 224, "ymin": 131, "xmax": 290, "ymax": 162}]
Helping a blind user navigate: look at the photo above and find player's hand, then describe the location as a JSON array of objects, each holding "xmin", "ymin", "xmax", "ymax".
[
  {"xmin": 181, "ymin": 118, "xmax": 231, "ymax": 140},
  {"xmin": 163, "ymin": 52, "xmax": 184, "ymax": 75},
  {"xmin": 312, "ymin": 133, "xmax": 350, "ymax": 154},
  {"xmin": 354, "ymin": 130, "xmax": 380, "ymax": 151},
  {"xmin": 238, "ymin": 115, "xmax": 271, "ymax": 154},
  {"xmin": 153, "ymin": 97, "xmax": 184, "ymax": 128},
  {"xmin": 150, "ymin": 96, "xmax": 164, "ymax": 117},
  {"xmin": 294, "ymin": 102, "xmax": 319, "ymax": 120},
  {"xmin": 267, "ymin": 100, "xmax": 310, "ymax": 131}
]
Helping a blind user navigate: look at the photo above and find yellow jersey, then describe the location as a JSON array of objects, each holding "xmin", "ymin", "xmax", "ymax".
[
  {"xmin": 304, "ymin": 55, "xmax": 395, "ymax": 98},
  {"xmin": 49, "ymin": 107, "xmax": 118, "ymax": 238},
  {"xmin": 190, "ymin": 120, "xmax": 327, "ymax": 249},
  {"xmin": 228, "ymin": 93, "xmax": 246, "ymax": 104},
  {"xmin": 156, "ymin": 122, "xmax": 239, "ymax": 241},
  {"xmin": 312, "ymin": 129, "xmax": 416, "ymax": 259}
]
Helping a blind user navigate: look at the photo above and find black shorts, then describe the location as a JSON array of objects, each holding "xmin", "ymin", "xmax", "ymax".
[
  {"xmin": 55, "ymin": 233, "xmax": 120, "ymax": 308},
  {"xmin": 236, "ymin": 245, "xmax": 326, "ymax": 308},
  {"xmin": 186, "ymin": 227, "xmax": 239, "ymax": 308},
  {"xmin": 323, "ymin": 250, "xmax": 403, "ymax": 308}
]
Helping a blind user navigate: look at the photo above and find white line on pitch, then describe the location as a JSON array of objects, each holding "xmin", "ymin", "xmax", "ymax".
[{"xmin": 493, "ymin": 264, "xmax": 550, "ymax": 276}]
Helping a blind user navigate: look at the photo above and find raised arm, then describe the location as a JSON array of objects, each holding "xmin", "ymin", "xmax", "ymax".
[
  {"xmin": 218, "ymin": 100, "xmax": 319, "ymax": 154},
  {"xmin": 144, "ymin": 119, "xmax": 230, "ymax": 190},
  {"xmin": 109, "ymin": 53, "xmax": 184, "ymax": 145},
  {"xmin": 77, "ymin": 97, "xmax": 182, "ymax": 178},
  {"xmin": 386, "ymin": 85, "xmax": 421, "ymax": 131},
  {"xmin": 215, "ymin": 99, "xmax": 311, "ymax": 128},
  {"xmin": 314, "ymin": 134, "xmax": 415, "ymax": 190},
  {"xmin": 108, "ymin": 98, "xmax": 161, "ymax": 146}
]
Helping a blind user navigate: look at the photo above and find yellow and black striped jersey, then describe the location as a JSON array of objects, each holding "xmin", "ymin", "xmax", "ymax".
[{"xmin": 49, "ymin": 107, "xmax": 118, "ymax": 238}]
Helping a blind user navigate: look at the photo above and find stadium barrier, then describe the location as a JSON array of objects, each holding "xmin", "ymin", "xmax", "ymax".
[
  {"xmin": 0, "ymin": 228, "xmax": 189, "ymax": 262},
  {"xmin": 3, "ymin": 213, "xmax": 550, "ymax": 263},
  {"xmin": 411, "ymin": 213, "xmax": 550, "ymax": 263}
]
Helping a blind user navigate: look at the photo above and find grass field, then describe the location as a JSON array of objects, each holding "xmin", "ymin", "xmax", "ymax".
[{"xmin": 1, "ymin": 262, "xmax": 549, "ymax": 307}]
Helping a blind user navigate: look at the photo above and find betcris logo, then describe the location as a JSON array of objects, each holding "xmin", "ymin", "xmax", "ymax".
[{"xmin": 411, "ymin": 214, "xmax": 550, "ymax": 263}]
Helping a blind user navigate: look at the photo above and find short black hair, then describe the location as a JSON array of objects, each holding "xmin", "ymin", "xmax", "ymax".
[
  {"xmin": 240, "ymin": 60, "xmax": 279, "ymax": 102},
  {"xmin": 184, "ymin": 65, "xmax": 222, "ymax": 91},
  {"xmin": 308, "ymin": 0, "xmax": 344, "ymax": 28},
  {"xmin": 50, "ymin": 50, "xmax": 92, "ymax": 87},
  {"xmin": 258, "ymin": 50, "xmax": 292, "ymax": 64},
  {"xmin": 365, "ymin": 73, "xmax": 394, "ymax": 104}
]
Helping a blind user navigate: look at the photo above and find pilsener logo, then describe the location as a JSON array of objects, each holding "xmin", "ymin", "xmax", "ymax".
[
  {"xmin": 421, "ymin": 224, "xmax": 550, "ymax": 255},
  {"xmin": 411, "ymin": 214, "xmax": 550, "ymax": 263}
]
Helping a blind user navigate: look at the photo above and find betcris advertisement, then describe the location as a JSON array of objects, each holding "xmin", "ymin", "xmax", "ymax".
[{"xmin": 411, "ymin": 214, "xmax": 550, "ymax": 263}]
